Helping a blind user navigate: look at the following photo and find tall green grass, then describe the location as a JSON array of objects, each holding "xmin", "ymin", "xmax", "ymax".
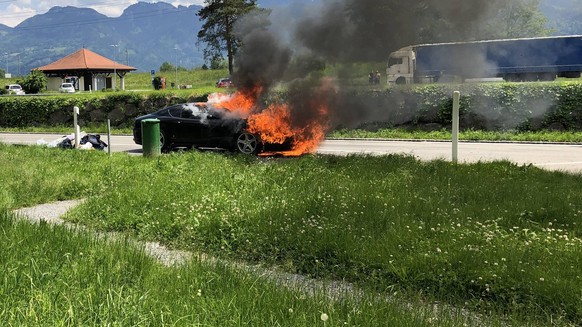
[
  {"xmin": 1, "ymin": 143, "xmax": 581, "ymax": 325},
  {"xmin": 2, "ymin": 211, "xmax": 458, "ymax": 326},
  {"xmin": 331, "ymin": 128, "xmax": 582, "ymax": 143},
  {"xmin": 123, "ymin": 69, "xmax": 229, "ymax": 91}
]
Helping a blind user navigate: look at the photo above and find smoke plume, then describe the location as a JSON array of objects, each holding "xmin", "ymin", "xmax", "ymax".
[{"xmin": 231, "ymin": 0, "xmax": 514, "ymax": 129}]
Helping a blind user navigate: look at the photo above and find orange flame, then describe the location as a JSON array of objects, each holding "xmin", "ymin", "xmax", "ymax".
[
  {"xmin": 212, "ymin": 81, "xmax": 332, "ymax": 156},
  {"xmin": 211, "ymin": 86, "xmax": 263, "ymax": 116}
]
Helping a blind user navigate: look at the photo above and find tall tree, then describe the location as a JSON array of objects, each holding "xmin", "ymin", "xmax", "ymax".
[
  {"xmin": 486, "ymin": 0, "xmax": 552, "ymax": 38},
  {"xmin": 197, "ymin": 0, "xmax": 257, "ymax": 75}
]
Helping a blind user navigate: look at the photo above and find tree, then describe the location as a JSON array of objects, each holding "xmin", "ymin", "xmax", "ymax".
[
  {"xmin": 197, "ymin": 0, "xmax": 258, "ymax": 75},
  {"xmin": 17, "ymin": 70, "xmax": 47, "ymax": 94},
  {"xmin": 486, "ymin": 0, "xmax": 553, "ymax": 38},
  {"xmin": 159, "ymin": 62, "xmax": 175, "ymax": 72}
]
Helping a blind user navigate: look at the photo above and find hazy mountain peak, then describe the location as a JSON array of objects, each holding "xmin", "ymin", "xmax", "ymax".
[
  {"xmin": 121, "ymin": 1, "xmax": 179, "ymax": 16},
  {"xmin": 16, "ymin": 6, "xmax": 107, "ymax": 29}
]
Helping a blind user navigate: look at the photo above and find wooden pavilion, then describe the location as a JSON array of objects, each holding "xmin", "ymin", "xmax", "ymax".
[{"xmin": 35, "ymin": 48, "xmax": 136, "ymax": 91}]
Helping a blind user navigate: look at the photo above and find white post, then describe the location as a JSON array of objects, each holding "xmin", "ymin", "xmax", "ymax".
[
  {"xmin": 73, "ymin": 106, "xmax": 80, "ymax": 148},
  {"xmin": 107, "ymin": 119, "xmax": 112, "ymax": 156},
  {"xmin": 452, "ymin": 91, "xmax": 460, "ymax": 164}
]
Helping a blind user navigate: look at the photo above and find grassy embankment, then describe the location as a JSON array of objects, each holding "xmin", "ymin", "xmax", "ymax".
[
  {"xmin": 2, "ymin": 211, "xmax": 440, "ymax": 326},
  {"xmin": 1, "ymin": 143, "xmax": 581, "ymax": 326}
]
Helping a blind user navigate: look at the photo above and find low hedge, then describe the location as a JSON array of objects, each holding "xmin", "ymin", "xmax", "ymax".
[
  {"xmin": 318, "ymin": 81, "xmax": 582, "ymax": 132},
  {"xmin": 0, "ymin": 92, "xmax": 207, "ymax": 128},
  {"xmin": 1, "ymin": 82, "xmax": 582, "ymax": 131}
]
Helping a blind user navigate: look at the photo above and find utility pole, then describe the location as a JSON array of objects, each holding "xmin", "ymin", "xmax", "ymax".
[
  {"xmin": 110, "ymin": 44, "xmax": 119, "ymax": 90},
  {"xmin": 3, "ymin": 52, "xmax": 8, "ymax": 77},
  {"xmin": 174, "ymin": 47, "xmax": 178, "ymax": 89}
]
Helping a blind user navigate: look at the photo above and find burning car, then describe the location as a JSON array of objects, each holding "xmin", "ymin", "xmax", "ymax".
[{"xmin": 133, "ymin": 102, "xmax": 291, "ymax": 154}]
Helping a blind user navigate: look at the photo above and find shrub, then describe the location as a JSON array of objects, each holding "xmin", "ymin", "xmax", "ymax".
[
  {"xmin": 0, "ymin": 92, "xmax": 205, "ymax": 128},
  {"xmin": 17, "ymin": 70, "xmax": 47, "ymax": 94},
  {"xmin": 1, "ymin": 82, "xmax": 582, "ymax": 131}
]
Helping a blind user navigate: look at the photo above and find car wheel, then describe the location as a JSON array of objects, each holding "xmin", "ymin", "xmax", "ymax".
[
  {"xmin": 235, "ymin": 132, "xmax": 260, "ymax": 155},
  {"xmin": 160, "ymin": 129, "xmax": 170, "ymax": 152}
]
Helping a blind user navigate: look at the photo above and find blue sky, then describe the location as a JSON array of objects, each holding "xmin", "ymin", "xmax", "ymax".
[{"xmin": 0, "ymin": 0, "xmax": 205, "ymax": 27}]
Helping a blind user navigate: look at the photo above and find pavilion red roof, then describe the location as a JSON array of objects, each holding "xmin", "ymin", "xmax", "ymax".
[{"xmin": 35, "ymin": 48, "xmax": 136, "ymax": 71}]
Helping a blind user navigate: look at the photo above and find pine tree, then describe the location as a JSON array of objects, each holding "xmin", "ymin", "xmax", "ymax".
[{"xmin": 197, "ymin": 0, "xmax": 257, "ymax": 75}]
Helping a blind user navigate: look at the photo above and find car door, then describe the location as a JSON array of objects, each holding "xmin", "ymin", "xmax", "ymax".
[
  {"xmin": 155, "ymin": 105, "xmax": 183, "ymax": 144},
  {"xmin": 204, "ymin": 109, "xmax": 240, "ymax": 147},
  {"xmin": 171, "ymin": 104, "xmax": 207, "ymax": 147}
]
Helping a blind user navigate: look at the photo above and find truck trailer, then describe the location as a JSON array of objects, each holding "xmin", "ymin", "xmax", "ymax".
[{"xmin": 386, "ymin": 35, "xmax": 582, "ymax": 84}]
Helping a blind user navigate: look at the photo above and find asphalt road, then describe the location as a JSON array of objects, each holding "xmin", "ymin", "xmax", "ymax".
[{"xmin": 1, "ymin": 132, "xmax": 581, "ymax": 174}]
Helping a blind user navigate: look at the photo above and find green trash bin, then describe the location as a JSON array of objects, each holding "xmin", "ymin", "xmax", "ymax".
[{"xmin": 141, "ymin": 118, "xmax": 161, "ymax": 157}]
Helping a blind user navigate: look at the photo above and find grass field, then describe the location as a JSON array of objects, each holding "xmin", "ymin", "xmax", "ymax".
[
  {"xmin": 1, "ymin": 143, "xmax": 581, "ymax": 326},
  {"xmin": 4, "ymin": 211, "xmax": 458, "ymax": 326}
]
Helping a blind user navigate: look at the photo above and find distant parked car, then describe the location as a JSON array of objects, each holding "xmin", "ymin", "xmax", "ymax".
[
  {"xmin": 216, "ymin": 78, "xmax": 234, "ymax": 88},
  {"xmin": 5, "ymin": 84, "xmax": 25, "ymax": 95},
  {"xmin": 59, "ymin": 83, "xmax": 75, "ymax": 93}
]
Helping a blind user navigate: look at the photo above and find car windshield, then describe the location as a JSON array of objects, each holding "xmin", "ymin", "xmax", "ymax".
[
  {"xmin": 10, "ymin": 85, "xmax": 21, "ymax": 90},
  {"xmin": 62, "ymin": 84, "xmax": 72, "ymax": 87}
]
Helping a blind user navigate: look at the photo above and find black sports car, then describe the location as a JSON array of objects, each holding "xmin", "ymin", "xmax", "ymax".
[{"xmin": 133, "ymin": 102, "xmax": 288, "ymax": 154}]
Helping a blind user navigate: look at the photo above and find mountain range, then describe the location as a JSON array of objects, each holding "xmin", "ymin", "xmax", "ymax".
[{"xmin": 0, "ymin": 0, "xmax": 579, "ymax": 75}]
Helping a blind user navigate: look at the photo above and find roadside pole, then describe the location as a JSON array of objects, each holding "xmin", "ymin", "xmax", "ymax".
[
  {"xmin": 107, "ymin": 119, "xmax": 112, "ymax": 156},
  {"xmin": 73, "ymin": 106, "xmax": 80, "ymax": 148},
  {"xmin": 452, "ymin": 91, "xmax": 460, "ymax": 164}
]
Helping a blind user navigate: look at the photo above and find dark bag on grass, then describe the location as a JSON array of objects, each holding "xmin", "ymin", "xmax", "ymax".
[
  {"xmin": 57, "ymin": 138, "xmax": 73, "ymax": 149},
  {"xmin": 80, "ymin": 134, "xmax": 108, "ymax": 151}
]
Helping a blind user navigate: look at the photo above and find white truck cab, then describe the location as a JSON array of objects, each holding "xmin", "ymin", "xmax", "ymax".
[{"xmin": 386, "ymin": 47, "xmax": 416, "ymax": 85}]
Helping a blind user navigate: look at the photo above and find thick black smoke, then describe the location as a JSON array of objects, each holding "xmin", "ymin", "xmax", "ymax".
[{"xmin": 232, "ymin": 0, "xmax": 507, "ymax": 128}]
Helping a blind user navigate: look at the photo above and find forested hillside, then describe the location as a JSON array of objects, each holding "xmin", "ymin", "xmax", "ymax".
[{"xmin": 541, "ymin": 0, "xmax": 582, "ymax": 34}]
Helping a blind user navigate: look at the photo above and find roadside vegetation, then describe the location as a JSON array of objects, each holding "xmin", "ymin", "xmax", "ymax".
[
  {"xmin": 1, "ymin": 143, "xmax": 581, "ymax": 326},
  {"xmin": 3, "ymin": 210, "xmax": 452, "ymax": 326},
  {"xmin": 330, "ymin": 128, "xmax": 582, "ymax": 143},
  {"xmin": 4, "ymin": 70, "xmax": 582, "ymax": 145}
]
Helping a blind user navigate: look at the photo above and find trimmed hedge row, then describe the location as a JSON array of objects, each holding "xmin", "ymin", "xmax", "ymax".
[
  {"xmin": 405, "ymin": 82, "xmax": 582, "ymax": 131},
  {"xmin": 268, "ymin": 81, "xmax": 582, "ymax": 132},
  {"xmin": 0, "ymin": 92, "xmax": 207, "ymax": 128},
  {"xmin": 1, "ymin": 82, "xmax": 582, "ymax": 131},
  {"xmin": 369, "ymin": 82, "xmax": 582, "ymax": 131}
]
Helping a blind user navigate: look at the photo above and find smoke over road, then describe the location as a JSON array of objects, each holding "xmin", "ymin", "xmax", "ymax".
[{"xmin": 227, "ymin": 0, "xmax": 531, "ymax": 144}]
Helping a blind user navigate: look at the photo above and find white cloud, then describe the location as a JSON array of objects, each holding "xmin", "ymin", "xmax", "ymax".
[
  {"xmin": 2, "ymin": 4, "xmax": 37, "ymax": 27},
  {"xmin": 171, "ymin": 0, "xmax": 205, "ymax": 7},
  {"xmin": 89, "ymin": 0, "xmax": 139, "ymax": 18}
]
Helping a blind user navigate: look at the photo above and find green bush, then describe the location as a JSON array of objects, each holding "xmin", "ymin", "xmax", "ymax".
[
  {"xmin": 0, "ymin": 92, "xmax": 205, "ymax": 128},
  {"xmin": 347, "ymin": 82, "xmax": 582, "ymax": 131},
  {"xmin": 17, "ymin": 70, "xmax": 47, "ymax": 94},
  {"xmin": 2, "ymin": 82, "xmax": 582, "ymax": 131}
]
